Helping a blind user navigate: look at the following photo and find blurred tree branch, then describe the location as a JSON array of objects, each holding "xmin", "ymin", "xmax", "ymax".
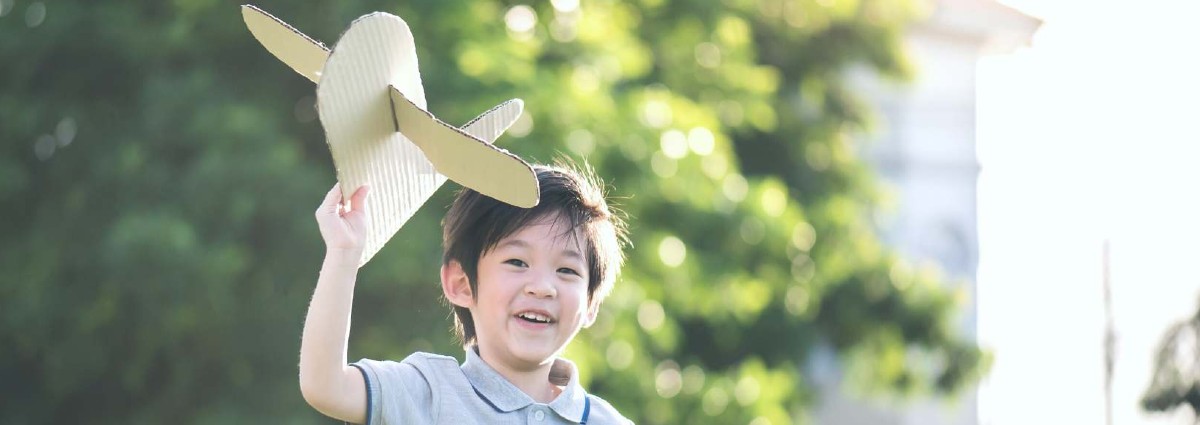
[{"xmin": 1142, "ymin": 297, "xmax": 1200, "ymax": 422}]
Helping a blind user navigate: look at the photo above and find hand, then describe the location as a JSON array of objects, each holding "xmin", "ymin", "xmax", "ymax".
[{"xmin": 314, "ymin": 183, "xmax": 371, "ymax": 256}]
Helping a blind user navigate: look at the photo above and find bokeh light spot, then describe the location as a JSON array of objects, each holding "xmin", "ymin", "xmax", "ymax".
[
  {"xmin": 638, "ymin": 300, "xmax": 665, "ymax": 331},
  {"xmin": 504, "ymin": 5, "xmax": 537, "ymax": 36},
  {"xmin": 456, "ymin": 48, "xmax": 489, "ymax": 77},
  {"xmin": 735, "ymin": 375, "xmax": 760, "ymax": 405},
  {"xmin": 550, "ymin": 16, "xmax": 578, "ymax": 42},
  {"xmin": 566, "ymin": 129, "xmax": 595, "ymax": 156},
  {"xmin": 722, "ymin": 174, "xmax": 748, "ymax": 202},
  {"xmin": 740, "ymin": 218, "xmax": 765, "ymax": 245},
  {"xmin": 55, "ymin": 117, "xmax": 76, "ymax": 146},
  {"xmin": 785, "ymin": 285, "xmax": 809, "ymax": 315},
  {"xmin": 785, "ymin": 1, "xmax": 809, "ymax": 28},
  {"xmin": 655, "ymin": 360, "xmax": 682, "ymax": 398},
  {"xmin": 571, "ymin": 66, "xmax": 600, "ymax": 93},
  {"xmin": 791, "ymin": 222, "xmax": 816, "ymax": 251},
  {"xmin": 702, "ymin": 386, "xmax": 729, "ymax": 415},
  {"xmin": 606, "ymin": 340, "xmax": 634, "ymax": 370},
  {"xmin": 805, "ymin": 142, "xmax": 831, "ymax": 171},
  {"xmin": 660, "ymin": 129, "xmax": 688, "ymax": 159},
  {"xmin": 694, "ymin": 42, "xmax": 721, "ymax": 68},
  {"xmin": 34, "ymin": 134, "xmax": 56, "ymax": 160},
  {"xmin": 760, "ymin": 185, "xmax": 787, "ymax": 216},
  {"xmin": 550, "ymin": 0, "xmax": 579, "ymax": 13},
  {"xmin": 719, "ymin": 100, "xmax": 744, "ymax": 126},
  {"xmin": 687, "ymin": 127, "xmax": 715, "ymax": 155},
  {"xmin": 658, "ymin": 236, "xmax": 686, "ymax": 267},
  {"xmin": 716, "ymin": 16, "xmax": 750, "ymax": 47},
  {"xmin": 640, "ymin": 99, "xmax": 672, "ymax": 128},
  {"xmin": 25, "ymin": 2, "xmax": 45, "ymax": 27},
  {"xmin": 790, "ymin": 254, "xmax": 815, "ymax": 283}
]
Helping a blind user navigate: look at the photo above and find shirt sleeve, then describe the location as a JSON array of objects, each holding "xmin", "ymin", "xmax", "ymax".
[{"xmin": 350, "ymin": 356, "xmax": 438, "ymax": 425}]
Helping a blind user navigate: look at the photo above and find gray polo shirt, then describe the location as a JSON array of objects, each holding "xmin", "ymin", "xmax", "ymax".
[{"xmin": 351, "ymin": 348, "xmax": 632, "ymax": 424}]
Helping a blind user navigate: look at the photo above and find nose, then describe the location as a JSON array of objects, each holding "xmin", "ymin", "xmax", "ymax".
[{"xmin": 524, "ymin": 271, "xmax": 557, "ymax": 299}]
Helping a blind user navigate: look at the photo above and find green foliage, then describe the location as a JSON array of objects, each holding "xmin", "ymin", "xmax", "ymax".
[{"xmin": 0, "ymin": 0, "xmax": 986, "ymax": 423}]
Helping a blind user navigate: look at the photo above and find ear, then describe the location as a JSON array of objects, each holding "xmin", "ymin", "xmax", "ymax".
[
  {"xmin": 441, "ymin": 260, "xmax": 474, "ymax": 308},
  {"xmin": 582, "ymin": 300, "xmax": 600, "ymax": 328}
]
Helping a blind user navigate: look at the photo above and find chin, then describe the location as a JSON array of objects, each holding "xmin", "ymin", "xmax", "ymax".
[{"xmin": 509, "ymin": 341, "xmax": 564, "ymax": 365}]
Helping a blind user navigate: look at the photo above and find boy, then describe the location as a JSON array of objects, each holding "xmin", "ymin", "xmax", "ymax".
[{"xmin": 300, "ymin": 164, "xmax": 632, "ymax": 424}]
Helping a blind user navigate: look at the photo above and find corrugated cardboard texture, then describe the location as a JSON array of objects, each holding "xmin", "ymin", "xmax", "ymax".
[
  {"xmin": 460, "ymin": 99, "xmax": 524, "ymax": 144},
  {"xmin": 243, "ymin": 7, "xmax": 538, "ymax": 266},
  {"xmin": 317, "ymin": 13, "xmax": 436, "ymax": 265}
]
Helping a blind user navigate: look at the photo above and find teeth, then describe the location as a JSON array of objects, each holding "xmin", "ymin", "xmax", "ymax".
[{"xmin": 518, "ymin": 312, "xmax": 551, "ymax": 323}]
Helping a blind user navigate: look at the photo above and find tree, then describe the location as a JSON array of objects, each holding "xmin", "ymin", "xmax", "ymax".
[
  {"xmin": 0, "ymin": 0, "xmax": 986, "ymax": 423},
  {"xmin": 1143, "ymin": 297, "xmax": 1200, "ymax": 422}
]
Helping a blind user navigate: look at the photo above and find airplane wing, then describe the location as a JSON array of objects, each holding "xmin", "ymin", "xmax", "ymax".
[
  {"xmin": 460, "ymin": 99, "xmax": 525, "ymax": 145},
  {"xmin": 243, "ymin": 5, "xmax": 538, "ymax": 207},
  {"xmin": 389, "ymin": 85, "xmax": 539, "ymax": 208},
  {"xmin": 244, "ymin": 4, "xmax": 525, "ymax": 145},
  {"xmin": 242, "ymin": 5, "xmax": 329, "ymax": 83}
]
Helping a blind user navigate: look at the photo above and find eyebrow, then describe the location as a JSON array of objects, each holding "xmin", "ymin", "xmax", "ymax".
[{"xmin": 497, "ymin": 239, "xmax": 584, "ymax": 260}]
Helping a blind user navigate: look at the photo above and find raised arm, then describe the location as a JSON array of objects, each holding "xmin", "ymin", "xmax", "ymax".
[{"xmin": 300, "ymin": 183, "xmax": 371, "ymax": 423}]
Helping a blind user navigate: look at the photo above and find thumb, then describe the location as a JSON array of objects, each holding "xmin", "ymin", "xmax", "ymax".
[{"xmin": 348, "ymin": 184, "xmax": 370, "ymax": 214}]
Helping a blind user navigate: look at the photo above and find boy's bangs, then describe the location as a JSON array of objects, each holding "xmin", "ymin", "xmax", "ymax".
[{"xmin": 479, "ymin": 203, "xmax": 591, "ymax": 259}]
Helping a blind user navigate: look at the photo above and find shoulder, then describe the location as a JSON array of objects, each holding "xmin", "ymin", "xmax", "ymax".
[
  {"xmin": 401, "ymin": 351, "xmax": 460, "ymax": 369},
  {"xmin": 350, "ymin": 352, "xmax": 465, "ymax": 424},
  {"xmin": 356, "ymin": 351, "xmax": 457, "ymax": 369},
  {"xmin": 585, "ymin": 393, "xmax": 635, "ymax": 424},
  {"xmin": 355, "ymin": 352, "xmax": 459, "ymax": 384}
]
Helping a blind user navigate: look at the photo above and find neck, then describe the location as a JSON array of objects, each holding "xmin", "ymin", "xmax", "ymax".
[{"xmin": 475, "ymin": 347, "xmax": 562, "ymax": 403}]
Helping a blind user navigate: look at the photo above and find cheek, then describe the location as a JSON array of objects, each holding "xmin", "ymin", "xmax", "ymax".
[
  {"xmin": 474, "ymin": 274, "xmax": 523, "ymax": 311},
  {"xmin": 470, "ymin": 279, "xmax": 499, "ymax": 311},
  {"xmin": 564, "ymin": 284, "xmax": 591, "ymax": 311}
]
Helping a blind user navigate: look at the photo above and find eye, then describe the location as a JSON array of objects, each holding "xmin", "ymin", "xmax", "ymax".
[
  {"xmin": 557, "ymin": 267, "xmax": 581, "ymax": 276},
  {"xmin": 504, "ymin": 259, "xmax": 528, "ymax": 268}
]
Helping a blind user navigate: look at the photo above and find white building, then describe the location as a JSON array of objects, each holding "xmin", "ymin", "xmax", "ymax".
[{"xmin": 813, "ymin": 1, "xmax": 1039, "ymax": 424}]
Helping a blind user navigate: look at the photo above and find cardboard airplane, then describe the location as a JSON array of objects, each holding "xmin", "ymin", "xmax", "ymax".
[{"xmin": 241, "ymin": 5, "xmax": 540, "ymax": 266}]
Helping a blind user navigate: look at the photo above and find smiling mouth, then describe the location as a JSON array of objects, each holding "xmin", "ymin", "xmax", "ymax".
[{"xmin": 516, "ymin": 311, "xmax": 556, "ymax": 324}]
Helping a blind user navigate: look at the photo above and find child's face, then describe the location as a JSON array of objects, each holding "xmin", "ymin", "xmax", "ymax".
[{"xmin": 467, "ymin": 215, "xmax": 597, "ymax": 369}]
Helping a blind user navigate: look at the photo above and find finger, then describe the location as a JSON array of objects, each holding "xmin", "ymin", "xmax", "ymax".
[
  {"xmin": 316, "ymin": 183, "xmax": 345, "ymax": 218},
  {"xmin": 324, "ymin": 182, "xmax": 344, "ymax": 204},
  {"xmin": 348, "ymin": 184, "xmax": 370, "ymax": 213}
]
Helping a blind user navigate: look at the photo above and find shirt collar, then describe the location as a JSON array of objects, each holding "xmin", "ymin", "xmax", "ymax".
[{"xmin": 462, "ymin": 346, "xmax": 589, "ymax": 423}]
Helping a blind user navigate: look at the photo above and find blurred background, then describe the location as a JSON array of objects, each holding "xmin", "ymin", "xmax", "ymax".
[{"xmin": 2, "ymin": 0, "xmax": 1197, "ymax": 424}]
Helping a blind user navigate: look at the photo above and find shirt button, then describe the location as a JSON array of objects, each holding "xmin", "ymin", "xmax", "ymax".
[{"xmin": 534, "ymin": 410, "xmax": 545, "ymax": 421}]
